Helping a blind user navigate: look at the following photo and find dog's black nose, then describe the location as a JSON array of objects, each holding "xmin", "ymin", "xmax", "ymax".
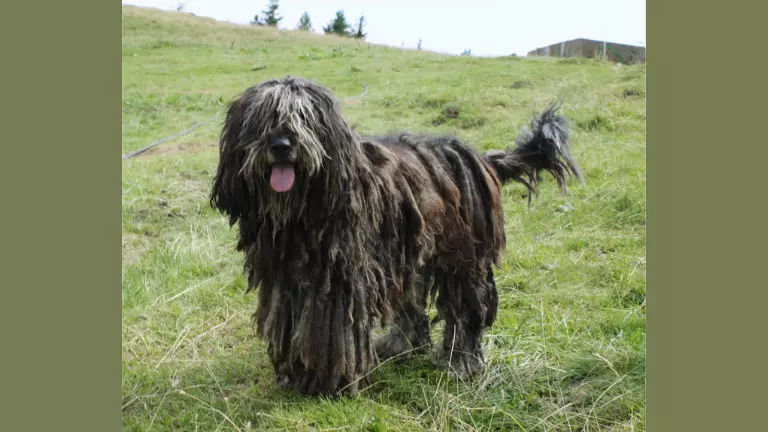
[{"xmin": 270, "ymin": 137, "xmax": 292, "ymax": 155}]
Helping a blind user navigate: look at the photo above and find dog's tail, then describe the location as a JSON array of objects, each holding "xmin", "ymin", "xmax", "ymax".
[{"xmin": 484, "ymin": 102, "xmax": 583, "ymax": 201}]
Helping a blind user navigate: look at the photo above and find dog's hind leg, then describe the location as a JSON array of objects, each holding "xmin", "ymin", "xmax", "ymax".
[
  {"xmin": 374, "ymin": 264, "xmax": 434, "ymax": 361},
  {"xmin": 374, "ymin": 300, "xmax": 431, "ymax": 361},
  {"xmin": 433, "ymin": 265, "xmax": 498, "ymax": 378}
]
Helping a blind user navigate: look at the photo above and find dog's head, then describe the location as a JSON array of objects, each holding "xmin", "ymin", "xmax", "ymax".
[{"xmin": 210, "ymin": 76, "xmax": 357, "ymax": 225}]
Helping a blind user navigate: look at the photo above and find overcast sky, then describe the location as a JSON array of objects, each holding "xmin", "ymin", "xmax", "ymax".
[{"xmin": 123, "ymin": 0, "xmax": 645, "ymax": 57}]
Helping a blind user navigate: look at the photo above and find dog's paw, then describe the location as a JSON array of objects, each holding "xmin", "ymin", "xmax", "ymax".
[
  {"xmin": 374, "ymin": 331, "xmax": 410, "ymax": 361},
  {"xmin": 375, "ymin": 330, "xmax": 430, "ymax": 361},
  {"xmin": 434, "ymin": 346, "xmax": 486, "ymax": 378},
  {"xmin": 275, "ymin": 373, "xmax": 292, "ymax": 390},
  {"xmin": 339, "ymin": 378, "xmax": 360, "ymax": 397}
]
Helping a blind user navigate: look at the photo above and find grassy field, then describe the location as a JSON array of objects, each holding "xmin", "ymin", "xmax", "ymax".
[{"xmin": 122, "ymin": 6, "xmax": 646, "ymax": 431}]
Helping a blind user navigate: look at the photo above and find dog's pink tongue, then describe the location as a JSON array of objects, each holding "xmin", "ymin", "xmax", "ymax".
[{"xmin": 270, "ymin": 165, "xmax": 296, "ymax": 192}]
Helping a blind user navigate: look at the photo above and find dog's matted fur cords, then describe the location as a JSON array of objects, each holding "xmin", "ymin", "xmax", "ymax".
[{"xmin": 210, "ymin": 76, "xmax": 583, "ymax": 396}]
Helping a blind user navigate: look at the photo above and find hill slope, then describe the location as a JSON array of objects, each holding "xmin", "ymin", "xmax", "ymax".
[{"xmin": 122, "ymin": 6, "xmax": 646, "ymax": 431}]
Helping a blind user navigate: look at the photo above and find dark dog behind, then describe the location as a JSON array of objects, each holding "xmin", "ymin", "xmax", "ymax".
[{"xmin": 210, "ymin": 76, "xmax": 582, "ymax": 396}]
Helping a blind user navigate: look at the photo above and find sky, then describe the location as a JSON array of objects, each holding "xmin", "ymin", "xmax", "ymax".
[{"xmin": 122, "ymin": 0, "xmax": 645, "ymax": 57}]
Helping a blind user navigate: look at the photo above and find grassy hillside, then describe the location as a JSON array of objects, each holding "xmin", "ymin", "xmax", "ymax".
[{"xmin": 122, "ymin": 6, "xmax": 646, "ymax": 431}]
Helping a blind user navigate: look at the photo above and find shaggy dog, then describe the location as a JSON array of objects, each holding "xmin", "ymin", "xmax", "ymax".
[{"xmin": 210, "ymin": 76, "xmax": 582, "ymax": 396}]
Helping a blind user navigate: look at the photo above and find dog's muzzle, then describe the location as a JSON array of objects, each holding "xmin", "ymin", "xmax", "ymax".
[
  {"xmin": 270, "ymin": 137, "xmax": 293, "ymax": 161},
  {"xmin": 268, "ymin": 137, "xmax": 296, "ymax": 193}
]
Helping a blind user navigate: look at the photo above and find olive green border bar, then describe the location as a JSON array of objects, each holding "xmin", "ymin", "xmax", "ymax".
[
  {"xmin": 1, "ymin": 1, "xmax": 119, "ymax": 431},
  {"xmin": 647, "ymin": 1, "xmax": 766, "ymax": 431}
]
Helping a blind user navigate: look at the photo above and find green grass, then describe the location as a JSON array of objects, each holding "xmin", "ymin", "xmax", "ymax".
[{"xmin": 122, "ymin": 6, "xmax": 646, "ymax": 431}]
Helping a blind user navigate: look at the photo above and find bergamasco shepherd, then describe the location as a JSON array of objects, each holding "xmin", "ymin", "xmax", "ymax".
[{"xmin": 210, "ymin": 76, "xmax": 582, "ymax": 396}]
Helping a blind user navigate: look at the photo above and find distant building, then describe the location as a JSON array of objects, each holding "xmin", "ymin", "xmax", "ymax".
[{"xmin": 527, "ymin": 38, "xmax": 646, "ymax": 64}]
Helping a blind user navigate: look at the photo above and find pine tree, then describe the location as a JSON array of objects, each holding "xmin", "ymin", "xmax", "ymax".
[
  {"xmin": 258, "ymin": 0, "xmax": 282, "ymax": 27},
  {"xmin": 352, "ymin": 15, "xmax": 367, "ymax": 39},
  {"xmin": 323, "ymin": 11, "xmax": 351, "ymax": 36},
  {"xmin": 297, "ymin": 12, "xmax": 312, "ymax": 31}
]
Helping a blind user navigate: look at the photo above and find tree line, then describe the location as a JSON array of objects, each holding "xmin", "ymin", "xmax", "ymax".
[{"xmin": 251, "ymin": 1, "xmax": 366, "ymax": 40}]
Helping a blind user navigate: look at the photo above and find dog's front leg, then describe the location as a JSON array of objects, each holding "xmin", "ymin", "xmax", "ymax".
[{"xmin": 265, "ymin": 276, "xmax": 376, "ymax": 396}]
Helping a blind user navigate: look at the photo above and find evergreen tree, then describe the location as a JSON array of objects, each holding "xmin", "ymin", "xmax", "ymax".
[
  {"xmin": 352, "ymin": 15, "xmax": 367, "ymax": 39},
  {"xmin": 323, "ymin": 11, "xmax": 352, "ymax": 36},
  {"xmin": 297, "ymin": 11, "xmax": 312, "ymax": 31},
  {"xmin": 252, "ymin": 0, "xmax": 281, "ymax": 27}
]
